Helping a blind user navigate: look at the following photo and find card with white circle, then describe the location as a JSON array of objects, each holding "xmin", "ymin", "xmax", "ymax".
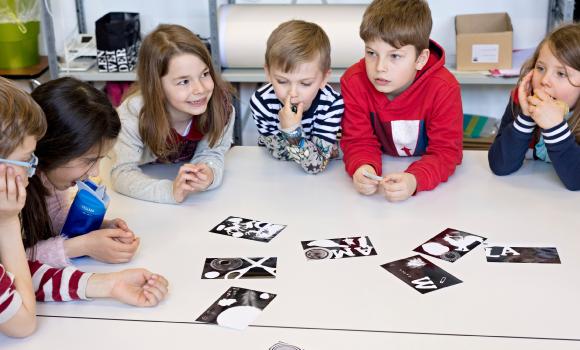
[
  {"xmin": 413, "ymin": 228, "xmax": 487, "ymax": 263},
  {"xmin": 301, "ymin": 236, "xmax": 377, "ymax": 260},
  {"xmin": 196, "ymin": 287, "xmax": 277, "ymax": 330}
]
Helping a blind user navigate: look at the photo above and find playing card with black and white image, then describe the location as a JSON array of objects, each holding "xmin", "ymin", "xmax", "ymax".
[
  {"xmin": 413, "ymin": 228, "xmax": 486, "ymax": 262},
  {"xmin": 201, "ymin": 257, "xmax": 277, "ymax": 279},
  {"xmin": 484, "ymin": 244, "xmax": 561, "ymax": 264},
  {"xmin": 209, "ymin": 216, "xmax": 286, "ymax": 242},
  {"xmin": 269, "ymin": 341, "xmax": 304, "ymax": 350},
  {"xmin": 301, "ymin": 236, "xmax": 377, "ymax": 260},
  {"xmin": 196, "ymin": 286, "xmax": 277, "ymax": 330},
  {"xmin": 381, "ymin": 255, "xmax": 462, "ymax": 294}
]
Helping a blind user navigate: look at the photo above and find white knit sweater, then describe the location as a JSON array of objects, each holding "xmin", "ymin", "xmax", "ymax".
[{"xmin": 110, "ymin": 95, "xmax": 235, "ymax": 204}]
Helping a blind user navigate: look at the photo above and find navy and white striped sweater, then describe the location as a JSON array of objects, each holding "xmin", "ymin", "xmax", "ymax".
[
  {"xmin": 250, "ymin": 83, "xmax": 343, "ymax": 144},
  {"xmin": 488, "ymin": 97, "xmax": 580, "ymax": 190},
  {"xmin": 250, "ymin": 83, "xmax": 344, "ymax": 174}
]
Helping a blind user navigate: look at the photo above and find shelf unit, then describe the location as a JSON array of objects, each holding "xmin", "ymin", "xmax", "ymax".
[{"xmin": 39, "ymin": 0, "xmax": 573, "ymax": 144}]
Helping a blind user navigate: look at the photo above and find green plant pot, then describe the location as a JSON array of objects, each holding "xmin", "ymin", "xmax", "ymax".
[{"xmin": 0, "ymin": 20, "xmax": 40, "ymax": 69}]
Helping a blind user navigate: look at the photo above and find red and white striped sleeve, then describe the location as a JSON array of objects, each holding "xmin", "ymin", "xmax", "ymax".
[
  {"xmin": 28, "ymin": 261, "xmax": 92, "ymax": 302},
  {"xmin": 0, "ymin": 264, "xmax": 23, "ymax": 324}
]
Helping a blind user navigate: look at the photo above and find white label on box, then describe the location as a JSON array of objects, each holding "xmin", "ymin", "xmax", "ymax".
[{"xmin": 471, "ymin": 44, "xmax": 499, "ymax": 63}]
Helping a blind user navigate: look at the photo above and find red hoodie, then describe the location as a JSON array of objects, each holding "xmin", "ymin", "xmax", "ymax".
[{"xmin": 340, "ymin": 40, "xmax": 463, "ymax": 193}]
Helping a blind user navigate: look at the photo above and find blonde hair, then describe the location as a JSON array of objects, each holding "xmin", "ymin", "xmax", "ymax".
[
  {"xmin": 359, "ymin": 0, "xmax": 432, "ymax": 54},
  {"xmin": 130, "ymin": 24, "xmax": 234, "ymax": 159},
  {"xmin": 265, "ymin": 20, "xmax": 331, "ymax": 73},
  {"xmin": 517, "ymin": 23, "xmax": 580, "ymax": 143},
  {"xmin": 0, "ymin": 76, "xmax": 46, "ymax": 157}
]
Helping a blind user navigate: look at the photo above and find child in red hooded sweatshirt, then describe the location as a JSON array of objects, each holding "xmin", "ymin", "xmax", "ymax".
[{"xmin": 340, "ymin": 0, "xmax": 463, "ymax": 202}]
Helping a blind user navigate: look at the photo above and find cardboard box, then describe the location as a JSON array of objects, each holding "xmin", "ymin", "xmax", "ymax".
[{"xmin": 455, "ymin": 13, "xmax": 513, "ymax": 71}]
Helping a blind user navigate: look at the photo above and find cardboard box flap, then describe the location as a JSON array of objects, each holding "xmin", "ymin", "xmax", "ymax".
[{"xmin": 456, "ymin": 12, "xmax": 513, "ymax": 34}]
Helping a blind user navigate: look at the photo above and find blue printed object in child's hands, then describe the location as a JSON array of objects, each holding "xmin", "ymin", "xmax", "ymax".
[{"xmin": 61, "ymin": 179, "xmax": 110, "ymax": 238}]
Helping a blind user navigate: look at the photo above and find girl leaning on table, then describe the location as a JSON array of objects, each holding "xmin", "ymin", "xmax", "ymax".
[
  {"xmin": 110, "ymin": 24, "xmax": 236, "ymax": 204},
  {"xmin": 20, "ymin": 77, "xmax": 139, "ymax": 268},
  {"xmin": 488, "ymin": 23, "xmax": 580, "ymax": 190},
  {"xmin": 0, "ymin": 77, "xmax": 168, "ymax": 338}
]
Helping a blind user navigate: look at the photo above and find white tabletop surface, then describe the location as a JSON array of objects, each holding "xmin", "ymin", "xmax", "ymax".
[{"xmin": 1, "ymin": 147, "xmax": 578, "ymax": 348}]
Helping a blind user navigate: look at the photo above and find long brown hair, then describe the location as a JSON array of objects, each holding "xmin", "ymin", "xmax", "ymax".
[
  {"xmin": 23, "ymin": 78, "xmax": 121, "ymax": 251},
  {"xmin": 129, "ymin": 24, "xmax": 234, "ymax": 159},
  {"xmin": 516, "ymin": 23, "xmax": 580, "ymax": 143}
]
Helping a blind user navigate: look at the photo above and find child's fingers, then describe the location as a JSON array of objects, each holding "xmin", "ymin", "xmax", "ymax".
[
  {"xmin": 150, "ymin": 274, "xmax": 169, "ymax": 288},
  {"xmin": 179, "ymin": 163, "xmax": 201, "ymax": 175},
  {"xmin": 518, "ymin": 72, "xmax": 533, "ymax": 109},
  {"xmin": 356, "ymin": 181, "xmax": 378, "ymax": 195},
  {"xmin": 192, "ymin": 170, "xmax": 208, "ymax": 182},
  {"xmin": 527, "ymin": 95, "xmax": 541, "ymax": 108},
  {"xmin": 382, "ymin": 179, "xmax": 406, "ymax": 192},
  {"xmin": 15, "ymin": 175, "xmax": 26, "ymax": 207},
  {"xmin": 5, "ymin": 167, "xmax": 17, "ymax": 202},
  {"xmin": 355, "ymin": 173, "xmax": 379, "ymax": 186},
  {"xmin": 0, "ymin": 165, "xmax": 7, "ymax": 200},
  {"xmin": 296, "ymin": 101, "xmax": 305, "ymax": 116},
  {"xmin": 178, "ymin": 180, "xmax": 197, "ymax": 192},
  {"xmin": 283, "ymin": 94, "xmax": 293, "ymax": 111},
  {"xmin": 116, "ymin": 237, "xmax": 140, "ymax": 254},
  {"xmin": 114, "ymin": 218, "xmax": 130, "ymax": 231},
  {"xmin": 147, "ymin": 277, "xmax": 169, "ymax": 296},
  {"xmin": 142, "ymin": 289, "xmax": 161, "ymax": 306}
]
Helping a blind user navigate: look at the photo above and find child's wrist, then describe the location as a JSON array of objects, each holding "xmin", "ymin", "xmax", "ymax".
[
  {"xmin": 0, "ymin": 215, "xmax": 21, "ymax": 231},
  {"xmin": 280, "ymin": 126, "xmax": 303, "ymax": 142},
  {"xmin": 64, "ymin": 235, "xmax": 89, "ymax": 258},
  {"xmin": 86, "ymin": 272, "xmax": 115, "ymax": 299},
  {"xmin": 280, "ymin": 123, "xmax": 301, "ymax": 134}
]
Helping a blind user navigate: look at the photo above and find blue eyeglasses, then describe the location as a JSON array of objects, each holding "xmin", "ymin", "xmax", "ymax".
[{"xmin": 0, "ymin": 153, "xmax": 38, "ymax": 177}]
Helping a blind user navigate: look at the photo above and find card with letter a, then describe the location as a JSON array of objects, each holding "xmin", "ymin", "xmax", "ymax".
[
  {"xmin": 381, "ymin": 255, "xmax": 462, "ymax": 294},
  {"xmin": 484, "ymin": 244, "xmax": 561, "ymax": 264}
]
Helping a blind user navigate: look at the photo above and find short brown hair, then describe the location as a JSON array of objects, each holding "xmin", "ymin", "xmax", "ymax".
[
  {"xmin": 360, "ymin": 0, "xmax": 432, "ymax": 54},
  {"xmin": 265, "ymin": 20, "xmax": 331, "ymax": 73},
  {"xmin": 0, "ymin": 76, "xmax": 46, "ymax": 157}
]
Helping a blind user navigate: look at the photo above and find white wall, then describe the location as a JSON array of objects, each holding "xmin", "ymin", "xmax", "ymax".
[{"xmin": 44, "ymin": 0, "xmax": 551, "ymax": 144}]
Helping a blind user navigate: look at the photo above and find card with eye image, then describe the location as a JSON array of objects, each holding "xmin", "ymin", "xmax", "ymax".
[
  {"xmin": 301, "ymin": 236, "xmax": 377, "ymax": 260},
  {"xmin": 484, "ymin": 244, "xmax": 561, "ymax": 264},
  {"xmin": 381, "ymin": 255, "xmax": 462, "ymax": 294},
  {"xmin": 413, "ymin": 228, "xmax": 486, "ymax": 262},
  {"xmin": 201, "ymin": 257, "xmax": 277, "ymax": 279},
  {"xmin": 210, "ymin": 216, "xmax": 286, "ymax": 243},
  {"xmin": 196, "ymin": 286, "xmax": 277, "ymax": 330}
]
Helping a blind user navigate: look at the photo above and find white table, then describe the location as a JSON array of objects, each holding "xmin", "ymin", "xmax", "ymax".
[{"xmin": 2, "ymin": 147, "xmax": 578, "ymax": 348}]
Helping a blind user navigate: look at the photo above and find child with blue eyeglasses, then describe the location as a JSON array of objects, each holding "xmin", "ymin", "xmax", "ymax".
[
  {"xmin": 0, "ymin": 154, "xmax": 38, "ymax": 177},
  {"xmin": 0, "ymin": 77, "xmax": 168, "ymax": 338}
]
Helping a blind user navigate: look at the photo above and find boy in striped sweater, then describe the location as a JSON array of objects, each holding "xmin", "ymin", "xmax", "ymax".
[
  {"xmin": 251, "ymin": 20, "xmax": 344, "ymax": 174},
  {"xmin": 0, "ymin": 77, "xmax": 168, "ymax": 338}
]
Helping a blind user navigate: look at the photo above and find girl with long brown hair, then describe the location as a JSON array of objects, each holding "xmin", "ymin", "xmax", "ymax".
[
  {"xmin": 489, "ymin": 23, "xmax": 580, "ymax": 190},
  {"xmin": 0, "ymin": 77, "xmax": 168, "ymax": 338},
  {"xmin": 111, "ymin": 24, "xmax": 235, "ymax": 203},
  {"xmin": 24, "ymin": 77, "xmax": 140, "ymax": 268}
]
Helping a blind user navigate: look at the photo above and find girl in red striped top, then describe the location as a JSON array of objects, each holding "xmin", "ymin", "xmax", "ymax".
[{"xmin": 0, "ymin": 77, "xmax": 169, "ymax": 338}]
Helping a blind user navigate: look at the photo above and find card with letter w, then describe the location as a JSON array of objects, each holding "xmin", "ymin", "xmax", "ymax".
[{"xmin": 381, "ymin": 255, "xmax": 462, "ymax": 294}]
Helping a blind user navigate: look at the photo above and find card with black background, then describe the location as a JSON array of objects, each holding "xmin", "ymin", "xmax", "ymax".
[{"xmin": 381, "ymin": 255, "xmax": 462, "ymax": 294}]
